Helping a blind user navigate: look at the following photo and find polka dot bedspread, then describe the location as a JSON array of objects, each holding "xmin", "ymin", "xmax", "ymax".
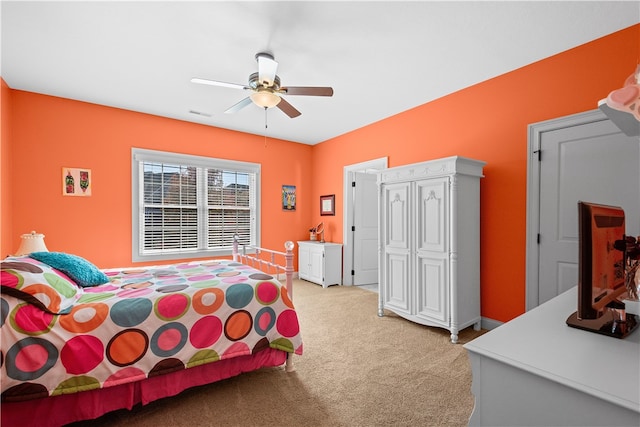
[{"xmin": 0, "ymin": 258, "xmax": 303, "ymax": 402}]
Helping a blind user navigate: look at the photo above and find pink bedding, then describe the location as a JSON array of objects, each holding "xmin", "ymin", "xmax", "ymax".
[{"xmin": 1, "ymin": 257, "xmax": 303, "ymax": 406}]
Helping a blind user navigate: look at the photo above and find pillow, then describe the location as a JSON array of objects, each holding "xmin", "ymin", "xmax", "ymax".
[
  {"xmin": 29, "ymin": 252, "xmax": 109, "ymax": 287},
  {"xmin": 1, "ymin": 257, "xmax": 81, "ymax": 314}
]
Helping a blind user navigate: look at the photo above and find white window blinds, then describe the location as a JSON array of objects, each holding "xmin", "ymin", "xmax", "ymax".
[{"xmin": 132, "ymin": 149, "xmax": 260, "ymax": 262}]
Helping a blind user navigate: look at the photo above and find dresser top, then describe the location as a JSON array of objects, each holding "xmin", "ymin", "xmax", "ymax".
[
  {"xmin": 297, "ymin": 241, "xmax": 343, "ymax": 247},
  {"xmin": 464, "ymin": 287, "xmax": 640, "ymax": 412}
]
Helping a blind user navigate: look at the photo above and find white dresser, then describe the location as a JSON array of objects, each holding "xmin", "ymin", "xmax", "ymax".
[
  {"xmin": 377, "ymin": 156, "xmax": 485, "ymax": 343},
  {"xmin": 464, "ymin": 286, "xmax": 640, "ymax": 427},
  {"xmin": 297, "ymin": 241, "xmax": 342, "ymax": 288}
]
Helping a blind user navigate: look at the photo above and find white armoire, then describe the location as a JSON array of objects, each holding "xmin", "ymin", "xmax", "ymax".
[{"xmin": 377, "ymin": 156, "xmax": 485, "ymax": 343}]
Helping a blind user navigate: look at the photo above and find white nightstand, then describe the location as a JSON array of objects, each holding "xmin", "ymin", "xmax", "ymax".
[{"xmin": 297, "ymin": 241, "xmax": 342, "ymax": 288}]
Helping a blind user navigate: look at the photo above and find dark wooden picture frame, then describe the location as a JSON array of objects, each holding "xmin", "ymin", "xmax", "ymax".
[{"xmin": 320, "ymin": 194, "xmax": 335, "ymax": 216}]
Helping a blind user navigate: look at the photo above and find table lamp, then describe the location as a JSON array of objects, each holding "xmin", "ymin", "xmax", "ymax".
[{"xmin": 15, "ymin": 231, "xmax": 49, "ymax": 256}]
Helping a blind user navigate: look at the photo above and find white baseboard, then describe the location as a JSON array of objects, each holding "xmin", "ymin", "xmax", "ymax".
[{"xmin": 480, "ymin": 317, "xmax": 503, "ymax": 331}]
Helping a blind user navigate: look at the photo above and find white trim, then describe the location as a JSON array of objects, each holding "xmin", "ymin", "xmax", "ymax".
[
  {"xmin": 132, "ymin": 148, "xmax": 260, "ymax": 174},
  {"xmin": 525, "ymin": 109, "xmax": 608, "ymax": 311},
  {"xmin": 131, "ymin": 148, "xmax": 261, "ymax": 262},
  {"xmin": 342, "ymin": 157, "xmax": 388, "ymax": 285},
  {"xmin": 480, "ymin": 317, "xmax": 503, "ymax": 331}
]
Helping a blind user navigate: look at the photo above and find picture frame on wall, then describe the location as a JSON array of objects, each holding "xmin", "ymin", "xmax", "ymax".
[
  {"xmin": 320, "ymin": 194, "xmax": 335, "ymax": 216},
  {"xmin": 282, "ymin": 185, "xmax": 296, "ymax": 211},
  {"xmin": 62, "ymin": 167, "xmax": 92, "ymax": 196}
]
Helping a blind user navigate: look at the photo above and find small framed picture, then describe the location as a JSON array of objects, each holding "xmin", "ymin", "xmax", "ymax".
[
  {"xmin": 282, "ymin": 185, "xmax": 296, "ymax": 211},
  {"xmin": 63, "ymin": 167, "xmax": 92, "ymax": 196},
  {"xmin": 320, "ymin": 194, "xmax": 335, "ymax": 216}
]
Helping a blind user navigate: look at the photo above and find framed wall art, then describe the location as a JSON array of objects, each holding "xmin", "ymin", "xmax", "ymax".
[
  {"xmin": 320, "ymin": 194, "xmax": 335, "ymax": 216},
  {"xmin": 282, "ymin": 185, "xmax": 296, "ymax": 211},
  {"xmin": 62, "ymin": 167, "xmax": 92, "ymax": 196}
]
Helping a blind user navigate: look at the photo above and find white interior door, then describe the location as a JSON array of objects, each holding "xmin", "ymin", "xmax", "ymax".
[
  {"xmin": 353, "ymin": 172, "xmax": 379, "ymax": 285},
  {"xmin": 343, "ymin": 157, "xmax": 387, "ymax": 286},
  {"xmin": 528, "ymin": 110, "xmax": 640, "ymax": 309}
]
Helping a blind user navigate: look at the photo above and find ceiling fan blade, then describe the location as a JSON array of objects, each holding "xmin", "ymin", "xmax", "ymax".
[
  {"xmin": 191, "ymin": 77, "xmax": 247, "ymax": 90},
  {"xmin": 224, "ymin": 97, "xmax": 253, "ymax": 114},
  {"xmin": 282, "ymin": 86, "xmax": 334, "ymax": 96},
  {"xmin": 276, "ymin": 97, "xmax": 301, "ymax": 118},
  {"xmin": 257, "ymin": 53, "xmax": 278, "ymax": 87}
]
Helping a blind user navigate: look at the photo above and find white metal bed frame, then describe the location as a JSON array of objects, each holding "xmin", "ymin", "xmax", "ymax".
[{"xmin": 231, "ymin": 235, "xmax": 296, "ymax": 371}]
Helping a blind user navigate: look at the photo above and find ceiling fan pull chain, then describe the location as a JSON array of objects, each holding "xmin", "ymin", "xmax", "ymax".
[
  {"xmin": 264, "ymin": 107, "xmax": 268, "ymax": 148},
  {"xmin": 264, "ymin": 106, "xmax": 268, "ymax": 129}
]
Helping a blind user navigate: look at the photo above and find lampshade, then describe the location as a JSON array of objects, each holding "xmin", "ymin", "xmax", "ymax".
[
  {"xmin": 599, "ymin": 64, "xmax": 640, "ymax": 136},
  {"xmin": 15, "ymin": 231, "xmax": 49, "ymax": 255},
  {"xmin": 598, "ymin": 100, "xmax": 640, "ymax": 137},
  {"xmin": 250, "ymin": 89, "xmax": 281, "ymax": 108}
]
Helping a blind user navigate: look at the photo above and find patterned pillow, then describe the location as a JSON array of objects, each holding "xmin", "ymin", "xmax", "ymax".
[
  {"xmin": 0, "ymin": 257, "xmax": 81, "ymax": 314},
  {"xmin": 30, "ymin": 252, "xmax": 109, "ymax": 287}
]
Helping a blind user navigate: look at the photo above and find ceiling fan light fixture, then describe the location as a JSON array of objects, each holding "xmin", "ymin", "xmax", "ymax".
[
  {"xmin": 250, "ymin": 89, "xmax": 281, "ymax": 108},
  {"xmin": 192, "ymin": 52, "xmax": 331, "ymax": 118}
]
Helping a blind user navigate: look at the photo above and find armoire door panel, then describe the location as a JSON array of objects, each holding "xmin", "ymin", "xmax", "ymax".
[
  {"xmin": 384, "ymin": 183, "xmax": 410, "ymax": 250},
  {"xmin": 416, "ymin": 178, "xmax": 448, "ymax": 253},
  {"xmin": 384, "ymin": 252, "xmax": 411, "ymax": 313},
  {"xmin": 416, "ymin": 256, "xmax": 448, "ymax": 323}
]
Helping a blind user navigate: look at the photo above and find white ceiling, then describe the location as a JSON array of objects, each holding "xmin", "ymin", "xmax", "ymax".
[{"xmin": 2, "ymin": 1, "xmax": 638, "ymax": 145}]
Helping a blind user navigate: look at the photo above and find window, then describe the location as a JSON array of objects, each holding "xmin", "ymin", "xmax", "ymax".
[{"xmin": 132, "ymin": 148, "xmax": 260, "ymax": 262}]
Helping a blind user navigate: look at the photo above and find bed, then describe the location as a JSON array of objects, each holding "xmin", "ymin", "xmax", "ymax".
[{"xmin": 0, "ymin": 239, "xmax": 301, "ymax": 427}]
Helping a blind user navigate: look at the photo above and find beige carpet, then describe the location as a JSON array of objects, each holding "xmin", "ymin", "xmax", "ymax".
[{"xmin": 70, "ymin": 280, "xmax": 485, "ymax": 427}]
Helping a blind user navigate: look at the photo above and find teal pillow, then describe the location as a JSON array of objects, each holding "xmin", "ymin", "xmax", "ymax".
[{"xmin": 29, "ymin": 252, "xmax": 109, "ymax": 287}]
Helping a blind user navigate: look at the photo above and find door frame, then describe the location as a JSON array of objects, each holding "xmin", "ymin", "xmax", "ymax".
[
  {"xmin": 343, "ymin": 157, "xmax": 388, "ymax": 285},
  {"xmin": 525, "ymin": 108, "xmax": 609, "ymax": 311}
]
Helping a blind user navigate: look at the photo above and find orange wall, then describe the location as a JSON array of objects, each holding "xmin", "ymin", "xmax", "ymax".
[
  {"xmin": 7, "ymin": 93, "xmax": 313, "ymax": 268},
  {"xmin": 311, "ymin": 24, "xmax": 639, "ymax": 323},
  {"xmin": 3, "ymin": 25, "xmax": 638, "ymax": 323}
]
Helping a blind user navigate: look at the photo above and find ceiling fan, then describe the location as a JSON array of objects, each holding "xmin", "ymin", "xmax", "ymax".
[{"xmin": 191, "ymin": 52, "xmax": 333, "ymax": 118}]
